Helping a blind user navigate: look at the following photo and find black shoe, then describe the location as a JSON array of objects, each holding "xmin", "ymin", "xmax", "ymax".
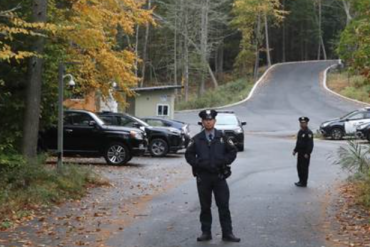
[
  {"xmin": 222, "ymin": 233, "xmax": 241, "ymax": 242},
  {"xmin": 197, "ymin": 232, "xmax": 212, "ymax": 242},
  {"xmin": 294, "ymin": 182, "xmax": 307, "ymax": 187}
]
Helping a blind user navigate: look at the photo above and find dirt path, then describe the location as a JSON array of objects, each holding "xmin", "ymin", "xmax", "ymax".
[{"xmin": 0, "ymin": 154, "xmax": 191, "ymax": 247}]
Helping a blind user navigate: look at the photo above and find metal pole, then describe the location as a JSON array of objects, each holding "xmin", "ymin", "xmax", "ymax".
[{"xmin": 57, "ymin": 63, "xmax": 65, "ymax": 171}]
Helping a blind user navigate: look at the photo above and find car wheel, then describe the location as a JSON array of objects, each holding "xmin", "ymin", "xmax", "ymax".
[
  {"xmin": 367, "ymin": 133, "xmax": 370, "ymax": 142},
  {"xmin": 238, "ymin": 144, "xmax": 244, "ymax": 152},
  {"xmin": 149, "ymin": 138, "xmax": 169, "ymax": 157},
  {"xmin": 104, "ymin": 142, "xmax": 130, "ymax": 166},
  {"xmin": 127, "ymin": 155, "xmax": 133, "ymax": 162},
  {"xmin": 331, "ymin": 128, "xmax": 344, "ymax": 140}
]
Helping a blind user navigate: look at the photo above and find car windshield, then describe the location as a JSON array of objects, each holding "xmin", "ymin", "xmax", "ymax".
[
  {"xmin": 340, "ymin": 111, "xmax": 357, "ymax": 120},
  {"xmin": 93, "ymin": 115, "xmax": 106, "ymax": 126},
  {"xmin": 88, "ymin": 113, "xmax": 105, "ymax": 126},
  {"xmin": 126, "ymin": 114, "xmax": 150, "ymax": 127},
  {"xmin": 216, "ymin": 114, "xmax": 239, "ymax": 126}
]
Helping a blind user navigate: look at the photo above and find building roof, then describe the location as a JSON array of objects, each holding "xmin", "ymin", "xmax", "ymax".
[{"xmin": 131, "ymin": 85, "xmax": 183, "ymax": 92}]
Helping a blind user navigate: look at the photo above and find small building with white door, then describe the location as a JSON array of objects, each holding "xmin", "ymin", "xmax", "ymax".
[{"xmin": 125, "ymin": 85, "xmax": 182, "ymax": 119}]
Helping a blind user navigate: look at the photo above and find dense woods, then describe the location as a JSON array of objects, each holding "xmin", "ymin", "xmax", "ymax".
[{"xmin": 0, "ymin": 0, "xmax": 369, "ymax": 157}]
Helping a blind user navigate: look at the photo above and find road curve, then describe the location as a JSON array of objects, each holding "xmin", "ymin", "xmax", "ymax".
[{"xmin": 108, "ymin": 61, "xmax": 366, "ymax": 247}]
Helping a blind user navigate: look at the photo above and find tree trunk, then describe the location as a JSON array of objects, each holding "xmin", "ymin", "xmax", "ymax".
[
  {"xmin": 174, "ymin": 2, "xmax": 178, "ymax": 88},
  {"xmin": 317, "ymin": 0, "xmax": 322, "ymax": 60},
  {"xmin": 182, "ymin": 0, "xmax": 190, "ymax": 102},
  {"xmin": 254, "ymin": 14, "xmax": 261, "ymax": 82},
  {"xmin": 140, "ymin": 0, "xmax": 152, "ymax": 87},
  {"xmin": 264, "ymin": 13, "xmax": 272, "ymax": 67},
  {"xmin": 282, "ymin": 0, "xmax": 286, "ymax": 62},
  {"xmin": 215, "ymin": 43, "xmax": 224, "ymax": 80},
  {"xmin": 184, "ymin": 38, "xmax": 190, "ymax": 102},
  {"xmin": 316, "ymin": 0, "xmax": 327, "ymax": 60},
  {"xmin": 135, "ymin": 25, "xmax": 140, "ymax": 78},
  {"xmin": 22, "ymin": 0, "xmax": 47, "ymax": 160},
  {"xmin": 199, "ymin": 0, "xmax": 210, "ymax": 96},
  {"xmin": 320, "ymin": 35, "xmax": 327, "ymax": 60},
  {"xmin": 341, "ymin": 0, "xmax": 352, "ymax": 25}
]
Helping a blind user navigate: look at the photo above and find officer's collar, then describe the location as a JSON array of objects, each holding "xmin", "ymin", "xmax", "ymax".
[{"xmin": 200, "ymin": 128, "xmax": 221, "ymax": 139}]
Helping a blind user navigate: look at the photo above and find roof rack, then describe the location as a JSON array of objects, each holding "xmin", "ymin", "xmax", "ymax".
[{"xmin": 217, "ymin": 110, "xmax": 235, "ymax": 114}]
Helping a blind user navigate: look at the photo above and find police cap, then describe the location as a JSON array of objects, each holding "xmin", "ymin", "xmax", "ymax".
[
  {"xmin": 199, "ymin": 109, "xmax": 217, "ymax": 120},
  {"xmin": 299, "ymin": 116, "xmax": 310, "ymax": 123}
]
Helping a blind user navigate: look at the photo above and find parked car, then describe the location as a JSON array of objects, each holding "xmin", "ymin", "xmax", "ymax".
[
  {"xmin": 320, "ymin": 107, "xmax": 370, "ymax": 140},
  {"xmin": 38, "ymin": 110, "xmax": 147, "ymax": 166},
  {"xmin": 141, "ymin": 117, "xmax": 191, "ymax": 147},
  {"xmin": 98, "ymin": 112, "xmax": 185, "ymax": 157},
  {"xmin": 198, "ymin": 111, "xmax": 246, "ymax": 151},
  {"xmin": 356, "ymin": 122, "xmax": 370, "ymax": 141}
]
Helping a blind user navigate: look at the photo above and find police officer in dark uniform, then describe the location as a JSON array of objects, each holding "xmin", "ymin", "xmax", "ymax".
[
  {"xmin": 185, "ymin": 109, "xmax": 240, "ymax": 242},
  {"xmin": 293, "ymin": 117, "xmax": 314, "ymax": 187}
]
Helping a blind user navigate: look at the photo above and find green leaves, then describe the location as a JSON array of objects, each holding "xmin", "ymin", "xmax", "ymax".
[
  {"xmin": 334, "ymin": 140, "xmax": 370, "ymax": 176},
  {"xmin": 338, "ymin": 0, "xmax": 370, "ymax": 83}
]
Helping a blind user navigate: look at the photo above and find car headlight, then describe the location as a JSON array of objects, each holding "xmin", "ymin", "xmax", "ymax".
[
  {"xmin": 357, "ymin": 124, "xmax": 368, "ymax": 130},
  {"xmin": 169, "ymin": 128, "xmax": 181, "ymax": 135},
  {"xmin": 130, "ymin": 130, "xmax": 143, "ymax": 140},
  {"xmin": 181, "ymin": 126, "xmax": 188, "ymax": 134},
  {"xmin": 235, "ymin": 128, "xmax": 243, "ymax": 134},
  {"xmin": 321, "ymin": 122, "xmax": 330, "ymax": 128}
]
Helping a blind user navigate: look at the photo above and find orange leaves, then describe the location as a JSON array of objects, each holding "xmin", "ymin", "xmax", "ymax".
[
  {"xmin": 62, "ymin": 0, "xmax": 154, "ymax": 102},
  {"xmin": 1, "ymin": 0, "xmax": 153, "ymax": 104},
  {"xmin": 0, "ymin": 42, "xmax": 36, "ymax": 62},
  {"xmin": 0, "ymin": 12, "xmax": 62, "ymax": 62}
]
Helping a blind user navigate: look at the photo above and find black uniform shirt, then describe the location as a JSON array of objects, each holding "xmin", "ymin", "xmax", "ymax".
[
  {"xmin": 294, "ymin": 128, "xmax": 314, "ymax": 155},
  {"xmin": 185, "ymin": 129, "xmax": 237, "ymax": 175}
]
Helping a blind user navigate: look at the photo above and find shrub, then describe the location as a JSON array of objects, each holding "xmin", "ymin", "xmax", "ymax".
[
  {"xmin": 334, "ymin": 141, "xmax": 370, "ymax": 208},
  {"xmin": 176, "ymin": 78, "xmax": 253, "ymax": 110},
  {"xmin": 334, "ymin": 141, "xmax": 370, "ymax": 176},
  {"xmin": 0, "ymin": 155, "xmax": 107, "ymax": 229}
]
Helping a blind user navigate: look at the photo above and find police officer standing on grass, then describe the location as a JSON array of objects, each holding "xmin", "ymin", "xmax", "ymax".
[
  {"xmin": 185, "ymin": 109, "xmax": 240, "ymax": 243},
  {"xmin": 293, "ymin": 117, "xmax": 314, "ymax": 187}
]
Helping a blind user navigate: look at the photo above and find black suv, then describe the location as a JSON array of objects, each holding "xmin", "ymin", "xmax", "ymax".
[
  {"xmin": 198, "ymin": 111, "xmax": 246, "ymax": 151},
  {"xmin": 141, "ymin": 117, "xmax": 191, "ymax": 147},
  {"xmin": 39, "ymin": 110, "xmax": 147, "ymax": 165},
  {"xmin": 98, "ymin": 112, "xmax": 185, "ymax": 157},
  {"xmin": 320, "ymin": 108, "xmax": 370, "ymax": 140}
]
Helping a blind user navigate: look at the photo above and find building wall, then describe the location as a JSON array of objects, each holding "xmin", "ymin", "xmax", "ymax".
[
  {"xmin": 64, "ymin": 89, "xmax": 177, "ymax": 119},
  {"xmin": 133, "ymin": 89, "xmax": 175, "ymax": 119}
]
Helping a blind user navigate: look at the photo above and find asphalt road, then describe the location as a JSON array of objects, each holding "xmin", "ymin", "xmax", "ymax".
[{"xmin": 107, "ymin": 61, "xmax": 366, "ymax": 247}]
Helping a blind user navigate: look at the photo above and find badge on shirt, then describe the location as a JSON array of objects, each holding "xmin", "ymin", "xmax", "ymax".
[
  {"xmin": 308, "ymin": 134, "xmax": 313, "ymax": 138},
  {"xmin": 188, "ymin": 139, "xmax": 195, "ymax": 147},
  {"xmin": 227, "ymin": 138, "xmax": 234, "ymax": 146},
  {"xmin": 302, "ymin": 134, "xmax": 306, "ymax": 138}
]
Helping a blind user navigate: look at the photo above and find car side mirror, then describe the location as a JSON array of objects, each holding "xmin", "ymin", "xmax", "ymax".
[
  {"xmin": 198, "ymin": 122, "xmax": 202, "ymax": 126},
  {"xmin": 133, "ymin": 122, "xmax": 142, "ymax": 128},
  {"xmin": 241, "ymin": 122, "xmax": 247, "ymax": 126},
  {"xmin": 88, "ymin": 121, "xmax": 97, "ymax": 127}
]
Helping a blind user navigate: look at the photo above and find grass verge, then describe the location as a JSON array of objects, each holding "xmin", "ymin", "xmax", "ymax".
[
  {"xmin": 176, "ymin": 77, "xmax": 254, "ymax": 110},
  {"xmin": 334, "ymin": 141, "xmax": 370, "ymax": 208},
  {"xmin": 327, "ymin": 71, "xmax": 370, "ymax": 103},
  {"xmin": 0, "ymin": 154, "xmax": 108, "ymax": 230}
]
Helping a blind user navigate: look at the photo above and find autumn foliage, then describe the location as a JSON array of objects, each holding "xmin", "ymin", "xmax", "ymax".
[
  {"xmin": 61, "ymin": 0, "xmax": 154, "ymax": 101},
  {"xmin": 0, "ymin": 0, "xmax": 154, "ymax": 100}
]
